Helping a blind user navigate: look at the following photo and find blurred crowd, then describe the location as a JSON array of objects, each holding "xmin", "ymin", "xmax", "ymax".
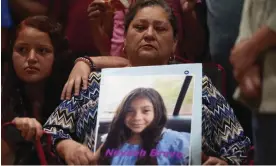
[{"xmin": 1, "ymin": 0, "xmax": 276, "ymax": 165}]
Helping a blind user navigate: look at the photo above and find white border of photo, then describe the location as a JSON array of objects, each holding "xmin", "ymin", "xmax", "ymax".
[{"xmin": 95, "ymin": 64, "xmax": 202, "ymax": 165}]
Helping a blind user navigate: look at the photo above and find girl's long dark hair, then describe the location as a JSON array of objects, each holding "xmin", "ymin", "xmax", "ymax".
[
  {"xmin": 98, "ymin": 88, "xmax": 168, "ymax": 165},
  {"xmin": 1, "ymin": 16, "xmax": 73, "ymax": 124}
]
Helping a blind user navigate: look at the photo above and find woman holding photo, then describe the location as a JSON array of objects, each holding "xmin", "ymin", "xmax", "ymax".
[
  {"xmin": 96, "ymin": 87, "xmax": 190, "ymax": 165},
  {"xmin": 43, "ymin": 0, "xmax": 250, "ymax": 165}
]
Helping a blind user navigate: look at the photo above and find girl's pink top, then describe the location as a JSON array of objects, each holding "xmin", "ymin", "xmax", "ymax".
[{"xmin": 110, "ymin": 10, "xmax": 127, "ymax": 56}]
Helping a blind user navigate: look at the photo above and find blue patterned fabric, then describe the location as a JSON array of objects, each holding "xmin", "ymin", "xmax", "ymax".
[
  {"xmin": 43, "ymin": 72, "xmax": 251, "ymax": 164},
  {"xmin": 44, "ymin": 72, "xmax": 100, "ymax": 151},
  {"xmin": 202, "ymin": 76, "xmax": 251, "ymax": 164}
]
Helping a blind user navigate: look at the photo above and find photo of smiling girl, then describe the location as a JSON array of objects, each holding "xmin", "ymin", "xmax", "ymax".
[{"xmin": 93, "ymin": 87, "xmax": 190, "ymax": 165}]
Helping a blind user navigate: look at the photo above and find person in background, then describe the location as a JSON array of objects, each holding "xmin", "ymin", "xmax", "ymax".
[
  {"xmin": 39, "ymin": 0, "xmax": 114, "ymax": 57},
  {"xmin": 230, "ymin": 0, "xmax": 276, "ymax": 164},
  {"xmin": 10, "ymin": 0, "xmax": 115, "ymax": 57},
  {"xmin": 110, "ymin": 0, "xmax": 133, "ymax": 57},
  {"xmin": 2, "ymin": 0, "xmax": 14, "ymax": 79},
  {"xmin": 8, "ymin": 0, "xmax": 47, "ymax": 24},
  {"xmin": 1, "ymin": 16, "xmax": 69, "ymax": 164},
  {"xmin": 2, "ymin": 0, "xmax": 14, "ymax": 51},
  {"xmin": 182, "ymin": 0, "xmax": 253, "ymax": 140},
  {"xmin": 42, "ymin": 0, "xmax": 250, "ymax": 165},
  {"xmin": 178, "ymin": 0, "xmax": 206, "ymax": 61}
]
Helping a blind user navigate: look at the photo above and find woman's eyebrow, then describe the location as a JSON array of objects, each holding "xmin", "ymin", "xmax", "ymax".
[
  {"xmin": 37, "ymin": 43, "xmax": 54, "ymax": 49},
  {"xmin": 153, "ymin": 20, "xmax": 169, "ymax": 26},
  {"xmin": 14, "ymin": 42, "xmax": 29, "ymax": 46},
  {"xmin": 134, "ymin": 19, "xmax": 168, "ymax": 25},
  {"xmin": 14, "ymin": 42, "xmax": 53, "ymax": 49},
  {"xmin": 133, "ymin": 19, "xmax": 147, "ymax": 24}
]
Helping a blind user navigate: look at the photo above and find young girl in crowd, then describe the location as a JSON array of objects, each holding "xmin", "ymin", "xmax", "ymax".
[
  {"xmin": 96, "ymin": 88, "xmax": 190, "ymax": 165},
  {"xmin": 1, "ymin": 15, "xmax": 70, "ymax": 164}
]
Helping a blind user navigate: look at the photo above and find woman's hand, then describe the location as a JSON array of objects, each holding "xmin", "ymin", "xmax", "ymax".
[
  {"xmin": 87, "ymin": 0, "xmax": 106, "ymax": 24},
  {"xmin": 57, "ymin": 140, "xmax": 96, "ymax": 165},
  {"xmin": 203, "ymin": 156, "xmax": 228, "ymax": 165},
  {"xmin": 230, "ymin": 39, "xmax": 259, "ymax": 82},
  {"xmin": 61, "ymin": 61, "xmax": 91, "ymax": 100},
  {"xmin": 239, "ymin": 65, "xmax": 261, "ymax": 98},
  {"xmin": 64, "ymin": 144, "xmax": 95, "ymax": 165},
  {"xmin": 61, "ymin": 56, "xmax": 129, "ymax": 100},
  {"xmin": 87, "ymin": 0, "xmax": 113, "ymax": 27},
  {"xmin": 12, "ymin": 117, "xmax": 43, "ymax": 141},
  {"xmin": 180, "ymin": 0, "xmax": 197, "ymax": 12},
  {"xmin": 87, "ymin": 0, "xmax": 113, "ymax": 56}
]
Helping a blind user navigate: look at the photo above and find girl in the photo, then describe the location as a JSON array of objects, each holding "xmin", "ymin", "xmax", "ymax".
[{"xmin": 96, "ymin": 87, "xmax": 190, "ymax": 165}]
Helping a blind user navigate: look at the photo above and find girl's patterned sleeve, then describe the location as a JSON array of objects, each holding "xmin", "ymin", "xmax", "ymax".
[
  {"xmin": 43, "ymin": 72, "xmax": 101, "ymax": 155},
  {"xmin": 202, "ymin": 76, "xmax": 251, "ymax": 164}
]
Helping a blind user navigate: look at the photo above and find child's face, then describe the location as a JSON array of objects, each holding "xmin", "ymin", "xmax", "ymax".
[{"xmin": 125, "ymin": 97, "xmax": 155, "ymax": 134}]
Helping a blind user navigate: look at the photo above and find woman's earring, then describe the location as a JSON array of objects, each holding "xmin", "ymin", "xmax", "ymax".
[
  {"xmin": 168, "ymin": 54, "xmax": 176, "ymax": 64},
  {"xmin": 122, "ymin": 46, "xmax": 128, "ymax": 58}
]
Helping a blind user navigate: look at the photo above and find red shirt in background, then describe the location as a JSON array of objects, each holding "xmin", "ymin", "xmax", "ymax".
[{"xmin": 41, "ymin": 0, "xmax": 99, "ymax": 55}]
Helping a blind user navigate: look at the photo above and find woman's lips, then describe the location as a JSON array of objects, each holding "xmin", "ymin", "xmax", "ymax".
[
  {"xmin": 140, "ymin": 44, "xmax": 157, "ymax": 50},
  {"xmin": 25, "ymin": 67, "xmax": 39, "ymax": 73}
]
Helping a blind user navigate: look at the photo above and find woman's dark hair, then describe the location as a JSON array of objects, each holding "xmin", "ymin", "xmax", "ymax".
[
  {"xmin": 11, "ymin": 15, "xmax": 68, "ymax": 59},
  {"xmin": 2, "ymin": 16, "xmax": 71, "ymax": 123},
  {"xmin": 98, "ymin": 88, "xmax": 168, "ymax": 165},
  {"xmin": 124, "ymin": 0, "xmax": 178, "ymax": 39}
]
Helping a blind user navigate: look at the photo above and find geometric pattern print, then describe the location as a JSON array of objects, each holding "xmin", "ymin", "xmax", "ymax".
[
  {"xmin": 202, "ymin": 76, "xmax": 251, "ymax": 164},
  {"xmin": 43, "ymin": 72, "xmax": 101, "ymax": 155},
  {"xmin": 43, "ymin": 73, "xmax": 251, "ymax": 165},
  {"xmin": 77, "ymin": 99, "xmax": 98, "ymax": 150}
]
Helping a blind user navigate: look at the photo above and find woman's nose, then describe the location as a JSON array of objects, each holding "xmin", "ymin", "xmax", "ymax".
[
  {"xmin": 27, "ymin": 49, "xmax": 38, "ymax": 64},
  {"xmin": 144, "ymin": 26, "xmax": 155, "ymax": 41}
]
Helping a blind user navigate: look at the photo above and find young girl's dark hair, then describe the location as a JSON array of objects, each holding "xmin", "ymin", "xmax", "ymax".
[
  {"xmin": 1, "ymin": 16, "xmax": 72, "ymax": 123},
  {"xmin": 98, "ymin": 87, "xmax": 167, "ymax": 165}
]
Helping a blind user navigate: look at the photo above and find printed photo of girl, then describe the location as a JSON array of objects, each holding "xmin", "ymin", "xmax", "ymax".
[{"xmin": 94, "ymin": 87, "xmax": 190, "ymax": 165}]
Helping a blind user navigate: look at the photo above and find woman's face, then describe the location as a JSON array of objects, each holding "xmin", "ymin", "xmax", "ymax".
[
  {"xmin": 12, "ymin": 26, "xmax": 54, "ymax": 83},
  {"xmin": 125, "ymin": 6, "xmax": 177, "ymax": 66},
  {"xmin": 125, "ymin": 97, "xmax": 155, "ymax": 134}
]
